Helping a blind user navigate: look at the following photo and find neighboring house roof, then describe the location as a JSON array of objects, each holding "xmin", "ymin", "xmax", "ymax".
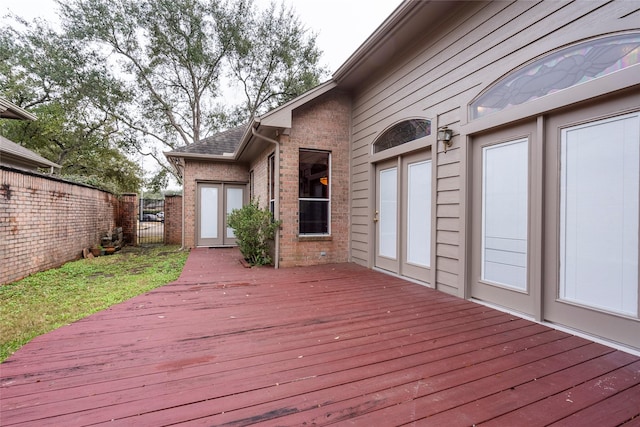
[
  {"xmin": 0, "ymin": 135, "xmax": 61, "ymax": 172},
  {"xmin": 0, "ymin": 98, "xmax": 38, "ymax": 121}
]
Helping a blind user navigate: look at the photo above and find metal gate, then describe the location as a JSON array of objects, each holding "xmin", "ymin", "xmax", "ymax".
[{"xmin": 138, "ymin": 198, "xmax": 165, "ymax": 244}]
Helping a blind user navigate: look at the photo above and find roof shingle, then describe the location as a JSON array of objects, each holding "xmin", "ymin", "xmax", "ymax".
[{"xmin": 168, "ymin": 125, "xmax": 247, "ymax": 156}]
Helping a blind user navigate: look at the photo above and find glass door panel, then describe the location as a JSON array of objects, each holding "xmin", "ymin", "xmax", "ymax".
[
  {"xmin": 406, "ymin": 160, "xmax": 431, "ymax": 267},
  {"xmin": 200, "ymin": 186, "xmax": 218, "ymax": 239},
  {"xmin": 481, "ymin": 138, "xmax": 528, "ymax": 290},
  {"xmin": 375, "ymin": 160, "xmax": 399, "ymax": 273},
  {"xmin": 559, "ymin": 113, "xmax": 639, "ymax": 316},
  {"xmin": 226, "ymin": 187, "xmax": 244, "ymax": 240},
  {"xmin": 379, "ymin": 167, "xmax": 398, "ymax": 260}
]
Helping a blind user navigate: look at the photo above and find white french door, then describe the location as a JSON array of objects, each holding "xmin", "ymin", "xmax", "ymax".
[
  {"xmin": 197, "ymin": 183, "xmax": 245, "ymax": 247},
  {"xmin": 470, "ymin": 93, "xmax": 640, "ymax": 350},
  {"xmin": 375, "ymin": 151, "xmax": 431, "ymax": 282},
  {"xmin": 471, "ymin": 121, "xmax": 536, "ymax": 316},
  {"xmin": 375, "ymin": 160, "xmax": 398, "ymax": 273},
  {"xmin": 544, "ymin": 105, "xmax": 640, "ymax": 349}
]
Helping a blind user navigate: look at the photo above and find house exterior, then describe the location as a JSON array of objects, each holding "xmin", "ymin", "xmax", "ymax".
[
  {"xmin": 166, "ymin": 0, "xmax": 640, "ymax": 351},
  {"xmin": 166, "ymin": 86, "xmax": 351, "ymax": 265}
]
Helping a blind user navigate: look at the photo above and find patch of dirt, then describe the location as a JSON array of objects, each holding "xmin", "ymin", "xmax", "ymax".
[{"xmin": 128, "ymin": 265, "xmax": 152, "ymax": 274}]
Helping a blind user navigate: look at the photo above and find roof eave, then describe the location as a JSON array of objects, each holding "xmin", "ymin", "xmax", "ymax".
[
  {"xmin": 0, "ymin": 152, "xmax": 61, "ymax": 170},
  {"xmin": 0, "ymin": 136, "xmax": 61, "ymax": 169},
  {"xmin": 332, "ymin": 0, "xmax": 461, "ymax": 89},
  {"xmin": 163, "ymin": 151, "xmax": 238, "ymax": 162},
  {"xmin": 233, "ymin": 80, "xmax": 338, "ymax": 163},
  {"xmin": 0, "ymin": 98, "xmax": 37, "ymax": 121}
]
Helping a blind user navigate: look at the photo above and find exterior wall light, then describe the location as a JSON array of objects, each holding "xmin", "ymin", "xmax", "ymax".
[{"xmin": 437, "ymin": 126, "xmax": 454, "ymax": 153}]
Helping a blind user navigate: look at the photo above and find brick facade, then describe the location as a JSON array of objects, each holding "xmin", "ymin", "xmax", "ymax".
[
  {"xmin": 276, "ymin": 90, "xmax": 351, "ymax": 267},
  {"xmin": 182, "ymin": 160, "xmax": 249, "ymax": 248},
  {"xmin": 0, "ymin": 167, "xmax": 123, "ymax": 285},
  {"xmin": 249, "ymin": 145, "xmax": 275, "ymax": 209},
  {"xmin": 164, "ymin": 194, "xmax": 183, "ymax": 245},
  {"xmin": 178, "ymin": 90, "xmax": 351, "ymax": 266}
]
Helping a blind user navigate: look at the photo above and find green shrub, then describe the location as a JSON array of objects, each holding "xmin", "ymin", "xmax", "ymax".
[{"xmin": 227, "ymin": 199, "xmax": 281, "ymax": 266}]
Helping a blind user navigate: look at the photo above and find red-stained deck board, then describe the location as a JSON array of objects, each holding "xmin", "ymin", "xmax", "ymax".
[
  {"xmin": 91, "ymin": 321, "xmax": 558, "ymax": 426},
  {"xmin": 274, "ymin": 341, "xmax": 614, "ymax": 427},
  {"xmin": 3, "ymin": 301, "xmax": 495, "ymax": 396},
  {"xmin": 480, "ymin": 359, "xmax": 640, "ymax": 426},
  {"xmin": 548, "ymin": 383, "xmax": 640, "ymax": 427},
  {"xmin": 3, "ymin": 311, "xmax": 521, "ymax": 424},
  {"xmin": 1, "ymin": 247, "xmax": 639, "ymax": 426}
]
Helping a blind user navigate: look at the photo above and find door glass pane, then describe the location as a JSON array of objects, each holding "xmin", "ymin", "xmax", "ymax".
[
  {"xmin": 560, "ymin": 113, "xmax": 639, "ymax": 316},
  {"xmin": 482, "ymin": 138, "xmax": 528, "ymax": 290},
  {"xmin": 407, "ymin": 160, "xmax": 431, "ymax": 267},
  {"xmin": 380, "ymin": 167, "xmax": 397, "ymax": 259},
  {"xmin": 226, "ymin": 187, "xmax": 243, "ymax": 239},
  {"xmin": 200, "ymin": 186, "xmax": 218, "ymax": 239}
]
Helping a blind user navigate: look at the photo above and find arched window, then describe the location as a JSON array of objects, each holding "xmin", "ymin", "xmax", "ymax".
[
  {"xmin": 470, "ymin": 33, "xmax": 640, "ymax": 119},
  {"xmin": 373, "ymin": 119, "xmax": 431, "ymax": 153}
]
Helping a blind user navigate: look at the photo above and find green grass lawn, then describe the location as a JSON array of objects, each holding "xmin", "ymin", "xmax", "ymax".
[{"xmin": 0, "ymin": 245, "xmax": 189, "ymax": 362}]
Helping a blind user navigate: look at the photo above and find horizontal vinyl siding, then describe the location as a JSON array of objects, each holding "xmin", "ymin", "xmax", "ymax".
[
  {"xmin": 350, "ymin": 0, "xmax": 628, "ymax": 130},
  {"xmin": 349, "ymin": 0, "xmax": 636, "ymax": 291}
]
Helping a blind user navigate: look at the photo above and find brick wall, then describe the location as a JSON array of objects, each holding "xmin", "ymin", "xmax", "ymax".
[
  {"xmin": 182, "ymin": 160, "xmax": 249, "ymax": 248},
  {"xmin": 0, "ymin": 167, "xmax": 123, "ymax": 285},
  {"xmin": 277, "ymin": 90, "xmax": 352, "ymax": 267},
  {"xmin": 249, "ymin": 145, "xmax": 275, "ymax": 210},
  {"xmin": 119, "ymin": 193, "xmax": 137, "ymax": 245},
  {"xmin": 164, "ymin": 194, "xmax": 182, "ymax": 245}
]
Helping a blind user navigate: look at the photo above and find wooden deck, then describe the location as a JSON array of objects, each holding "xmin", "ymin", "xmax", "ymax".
[{"xmin": 2, "ymin": 247, "xmax": 639, "ymax": 426}]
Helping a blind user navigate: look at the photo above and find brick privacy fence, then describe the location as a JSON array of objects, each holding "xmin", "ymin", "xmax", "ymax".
[
  {"xmin": 119, "ymin": 193, "xmax": 138, "ymax": 245},
  {"xmin": 164, "ymin": 194, "xmax": 182, "ymax": 245},
  {"xmin": 0, "ymin": 167, "xmax": 137, "ymax": 285}
]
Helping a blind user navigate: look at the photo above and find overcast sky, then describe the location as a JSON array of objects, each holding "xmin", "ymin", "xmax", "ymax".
[
  {"xmin": 2, "ymin": 0, "xmax": 403, "ymax": 74},
  {"xmin": 2, "ymin": 0, "xmax": 402, "ymax": 187}
]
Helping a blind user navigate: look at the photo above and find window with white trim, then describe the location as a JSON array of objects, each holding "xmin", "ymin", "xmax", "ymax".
[{"xmin": 299, "ymin": 150, "xmax": 330, "ymax": 235}]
